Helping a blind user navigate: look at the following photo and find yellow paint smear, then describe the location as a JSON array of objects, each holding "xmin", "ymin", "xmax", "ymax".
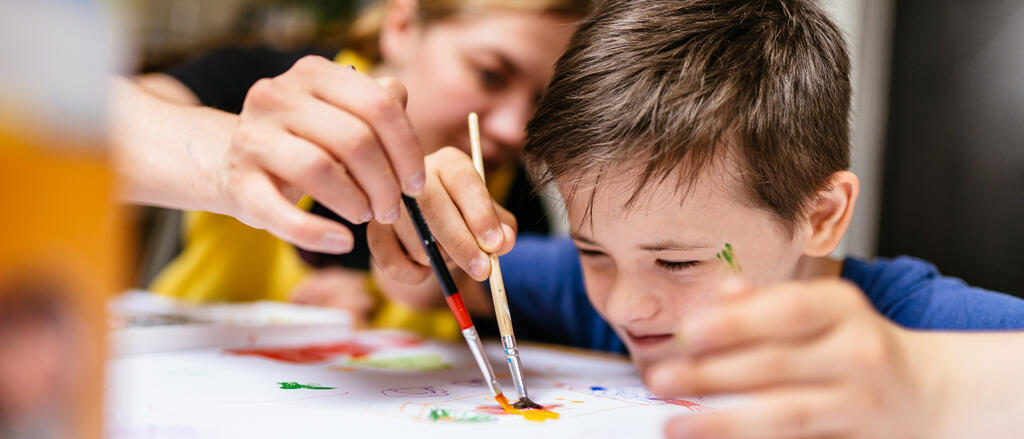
[{"xmin": 495, "ymin": 394, "xmax": 560, "ymax": 422}]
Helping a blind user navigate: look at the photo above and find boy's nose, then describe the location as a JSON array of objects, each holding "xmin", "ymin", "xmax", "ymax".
[{"xmin": 603, "ymin": 276, "xmax": 660, "ymax": 325}]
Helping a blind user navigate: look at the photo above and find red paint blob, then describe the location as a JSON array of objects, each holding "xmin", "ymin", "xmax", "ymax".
[
  {"xmin": 228, "ymin": 341, "xmax": 374, "ymax": 364},
  {"xmin": 655, "ymin": 398, "xmax": 709, "ymax": 412},
  {"xmin": 227, "ymin": 335, "xmax": 425, "ymax": 364}
]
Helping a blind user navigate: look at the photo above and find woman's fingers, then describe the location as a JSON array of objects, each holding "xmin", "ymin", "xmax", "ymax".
[
  {"xmin": 228, "ymin": 56, "xmax": 427, "ymax": 250},
  {"xmin": 647, "ymin": 335, "xmax": 843, "ymax": 396},
  {"xmin": 679, "ymin": 280, "xmax": 864, "ymax": 355},
  {"xmin": 285, "ymin": 56, "xmax": 425, "ymax": 196},
  {"xmin": 233, "ymin": 171, "xmax": 354, "ymax": 253},
  {"xmin": 280, "ymin": 93, "xmax": 402, "ymax": 224},
  {"xmin": 254, "ymin": 128, "xmax": 372, "ymax": 224},
  {"xmin": 664, "ymin": 386, "xmax": 853, "ymax": 439}
]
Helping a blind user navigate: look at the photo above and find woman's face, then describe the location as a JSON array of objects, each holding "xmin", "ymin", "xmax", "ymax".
[{"xmin": 382, "ymin": 5, "xmax": 578, "ymax": 170}]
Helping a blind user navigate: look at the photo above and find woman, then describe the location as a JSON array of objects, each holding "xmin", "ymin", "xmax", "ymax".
[{"xmin": 119, "ymin": 0, "xmax": 590, "ymax": 338}]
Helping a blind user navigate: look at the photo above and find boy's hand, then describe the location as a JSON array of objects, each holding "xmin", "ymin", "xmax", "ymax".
[
  {"xmin": 219, "ymin": 56, "xmax": 425, "ymax": 254},
  {"xmin": 367, "ymin": 147, "xmax": 517, "ymax": 285},
  {"xmin": 647, "ymin": 279, "xmax": 931, "ymax": 439}
]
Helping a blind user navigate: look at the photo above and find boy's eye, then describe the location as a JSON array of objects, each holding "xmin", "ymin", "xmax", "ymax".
[
  {"xmin": 656, "ymin": 259, "xmax": 700, "ymax": 272},
  {"xmin": 577, "ymin": 248, "xmax": 606, "ymax": 258}
]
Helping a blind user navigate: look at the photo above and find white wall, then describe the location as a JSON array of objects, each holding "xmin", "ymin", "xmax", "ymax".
[{"xmin": 820, "ymin": 0, "xmax": 895, "ymax": 259}]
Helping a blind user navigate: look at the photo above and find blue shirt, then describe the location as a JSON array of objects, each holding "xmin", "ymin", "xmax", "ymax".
[{"xmin": 499, "ymin": 236, "xmax": 1024, "ymax": 354}]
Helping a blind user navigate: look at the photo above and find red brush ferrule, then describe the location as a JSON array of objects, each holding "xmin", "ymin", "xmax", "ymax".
[{"xmin": 444, "ymin": 293, "xmax": 474, "ymax": 330}]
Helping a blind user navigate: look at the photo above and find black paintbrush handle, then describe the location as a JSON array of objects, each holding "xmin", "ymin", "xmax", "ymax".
[{"xmin": 401, "ymin": 195, "xmax": 459, "ymax": 297}]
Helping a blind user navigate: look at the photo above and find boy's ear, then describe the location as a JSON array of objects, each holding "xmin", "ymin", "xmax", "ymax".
[
  {"xmin": 379, "ymin": 0, "xmax": 419, "ymax": 67},
  {"xmin": 803, "ymin": 171, "xmax": 859, "ymax": 257}
]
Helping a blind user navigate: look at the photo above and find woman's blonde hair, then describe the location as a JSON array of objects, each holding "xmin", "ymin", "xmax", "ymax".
[{"xmin": 346, "ymin": 0, "xmax": 594, "ymax": 62}]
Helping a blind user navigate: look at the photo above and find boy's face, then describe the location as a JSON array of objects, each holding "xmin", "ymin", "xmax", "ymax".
[{"xmin": 562, "ymin": 156, "xmax": 813, "ymax": 373}]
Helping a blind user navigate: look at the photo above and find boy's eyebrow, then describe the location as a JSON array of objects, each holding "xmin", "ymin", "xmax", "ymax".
[
  {"xmin": 638, "ymin": 240, "xmax": 714, "ymax": 252},
  {"xmin": 570, "ymin": 233, "xmax": 601, "ymax": 247}
]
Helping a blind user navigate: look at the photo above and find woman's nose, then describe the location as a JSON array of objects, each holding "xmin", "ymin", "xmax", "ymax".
[{"xmin": 480, "ymin": 96, "xmax": 531, "ymax": 155}]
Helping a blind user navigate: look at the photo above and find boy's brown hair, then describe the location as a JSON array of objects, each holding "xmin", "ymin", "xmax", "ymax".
[{"xmin": 524, "ymin": 0, "xmax": 851, "ymax": 233}]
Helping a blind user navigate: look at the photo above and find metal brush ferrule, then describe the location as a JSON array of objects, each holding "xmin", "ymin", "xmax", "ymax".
[
  {"xmin": 462, "ymin": 327, "xmax": 502, "ymax": 396},
  {"xmin": 502, "ymin": 334, "xmax": 529, "ymax": 399}
]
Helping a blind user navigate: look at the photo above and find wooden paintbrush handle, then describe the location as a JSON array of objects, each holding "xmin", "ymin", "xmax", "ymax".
[{"xmin": 488, "ymin": 254, "xmax": 515, "ymax": 336}]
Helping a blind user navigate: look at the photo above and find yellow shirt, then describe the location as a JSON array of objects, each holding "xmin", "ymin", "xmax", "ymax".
[{"xmin": 151, "ymin": 49, "xmax": 518, "ymax": 340}]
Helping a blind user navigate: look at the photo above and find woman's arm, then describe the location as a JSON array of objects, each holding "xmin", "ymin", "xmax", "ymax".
[
  {"xmin": 108, "ymin": 56, "xmax": 427, "ymax": 254},
  {"xmin": 912, "ymin": 330, "xmax": 1024, "ymax": 439},
  {"xmin": 110, "ymin": 75, "xmax": 233, "ymax": 215}
]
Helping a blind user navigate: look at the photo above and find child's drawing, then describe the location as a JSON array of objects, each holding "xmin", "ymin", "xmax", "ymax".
[{"xmin": 107, "ymin": 330, "xmax": 741, "ymax": 438}]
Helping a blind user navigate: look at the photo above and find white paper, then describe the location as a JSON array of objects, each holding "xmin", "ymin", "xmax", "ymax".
[{"xmin": 106, "ymin": 330, "xmax": 742, "ymax": 438}]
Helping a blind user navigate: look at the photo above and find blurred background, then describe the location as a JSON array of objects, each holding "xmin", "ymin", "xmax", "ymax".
[{"xmin": 120, "ymin": 0, "xmax": 1019, "ymax": 297}]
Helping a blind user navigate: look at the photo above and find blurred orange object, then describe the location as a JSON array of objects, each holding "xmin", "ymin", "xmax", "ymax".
[{"xmin": 0, "ymin": 127, "xmax": 127, "ymax": 439}]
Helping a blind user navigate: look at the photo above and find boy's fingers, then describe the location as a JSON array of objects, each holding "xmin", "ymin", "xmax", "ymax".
[
  {"xmin": 492, "ymin": 203, "xmax": 518, "ymax": 255},
  {"xmin": 416, "ymin": 181, "xmax": 491, "ymax": 281},
  {"xmin": 497, "ymin": 222, "xmax": 516, "ymax": 255},
  {"xmin": 239, "ymin": 172, "xmax": 354, "ymax": 254},
  {"xmin": 287, "ymin": 56, "xmax": 424, "ymax": 196},
  {"xmin": 390, "ymin": 205, "xmax": 431, "ymax": 267},
  {"xmin": 431, "ymin": 147, "xmax": 506, "ymax": 254},
  {"xmin": 647, "ymin": 338, "xmax": 839, "ymax": 397},
  {"xmin": 366, "ymin": 221, "xmax": 430, "ymax": 284},
  {"xmin": 374, "ymin": 77, "xmax": 408, "ymax": 108},
  {"xmin": 680, "ymin": 281, "xmax": 854, "ymax": 355},
  {"xmin": 664, "ymin": 386, "xmax": 851, "ymax": 439}
]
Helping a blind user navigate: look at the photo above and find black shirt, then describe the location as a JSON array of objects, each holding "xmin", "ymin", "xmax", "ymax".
[{"xmin": 166, "ymin": 45, "xmax": 550, "ymax": 269}]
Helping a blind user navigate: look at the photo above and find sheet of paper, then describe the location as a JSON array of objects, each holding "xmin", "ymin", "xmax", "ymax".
[{"xmin": 106, "ymin": 330, "xmax": 742, "ymax": 438}]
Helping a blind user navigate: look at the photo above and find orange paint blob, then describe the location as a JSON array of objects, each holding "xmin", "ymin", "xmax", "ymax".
[
  {"xmin": 520, "ymin": 409, "xmax": 559, "ymax": 422},
  {"xmin": 486, "ymin": 394, "xmax": 560, "ymax": 422},
  {"xmin": 495, "ymin": 394, "xmax": 515, "ymax": 412}
]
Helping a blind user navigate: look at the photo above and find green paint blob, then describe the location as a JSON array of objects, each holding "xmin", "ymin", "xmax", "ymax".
[
  {"xmin": 428, "ymin": 407, "xmax": 495, "ymax": 423},
  {"xmin": 278, "ymin": 381, "xmax": 335, "ymax": 390},
  {"xmin": 715, "ymin": 243, "xmax": 742, "ymax": 274},
  {"xmin": 348, "ymin": 354, "xmax": 451, "ymax": 371}
]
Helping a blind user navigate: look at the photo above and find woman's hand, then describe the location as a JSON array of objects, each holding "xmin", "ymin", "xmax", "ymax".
[
  {"xmin": 218, "ymin": 56, "xmax": 425, "ymax": 254},
  {"xmin": 113, "ymin": 56, "xmax": 425, "ymax": 254},
  {"xmin": 647, "ymin": 279, "xmax": 931, "ymax": 439}
]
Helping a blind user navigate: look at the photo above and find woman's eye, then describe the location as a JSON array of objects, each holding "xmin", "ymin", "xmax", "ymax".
[
  {"xmin": 656, "ymin": 259, "xmax": 700, "ymax": 272},
  {"xmin": 478, "ymin": 68, "xmax": 507, "ymax": 90}
]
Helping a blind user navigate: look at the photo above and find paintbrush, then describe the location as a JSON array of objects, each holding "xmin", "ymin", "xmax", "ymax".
[
  {"xmin": 400, "ymin": 194, "xmax": 505, "ymax": 400},
  {"xmin": 467, "ymin": 112, "xmax": 542, "ymax": 410}
]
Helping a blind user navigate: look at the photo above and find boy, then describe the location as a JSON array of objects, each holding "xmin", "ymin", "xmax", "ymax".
[{"xmin": 368, "ymin": 0, "xmax": 1024, "ymax": 437}]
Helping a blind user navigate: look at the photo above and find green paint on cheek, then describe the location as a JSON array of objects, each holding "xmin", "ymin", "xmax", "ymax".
[
  {"xmin": 428, "ymin": 407, "xmax": 495, "ymax": 423},
  {"xmin": 348, "ymin": 353, "xmax": 451, "ymax": 371},
  {"xmin": 278, "ymin": 381, "xmax": 335, "ymax": 390},
  {"xmin": 715, "ymin": 243, "xmax": 742, "ymax": 274}
]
